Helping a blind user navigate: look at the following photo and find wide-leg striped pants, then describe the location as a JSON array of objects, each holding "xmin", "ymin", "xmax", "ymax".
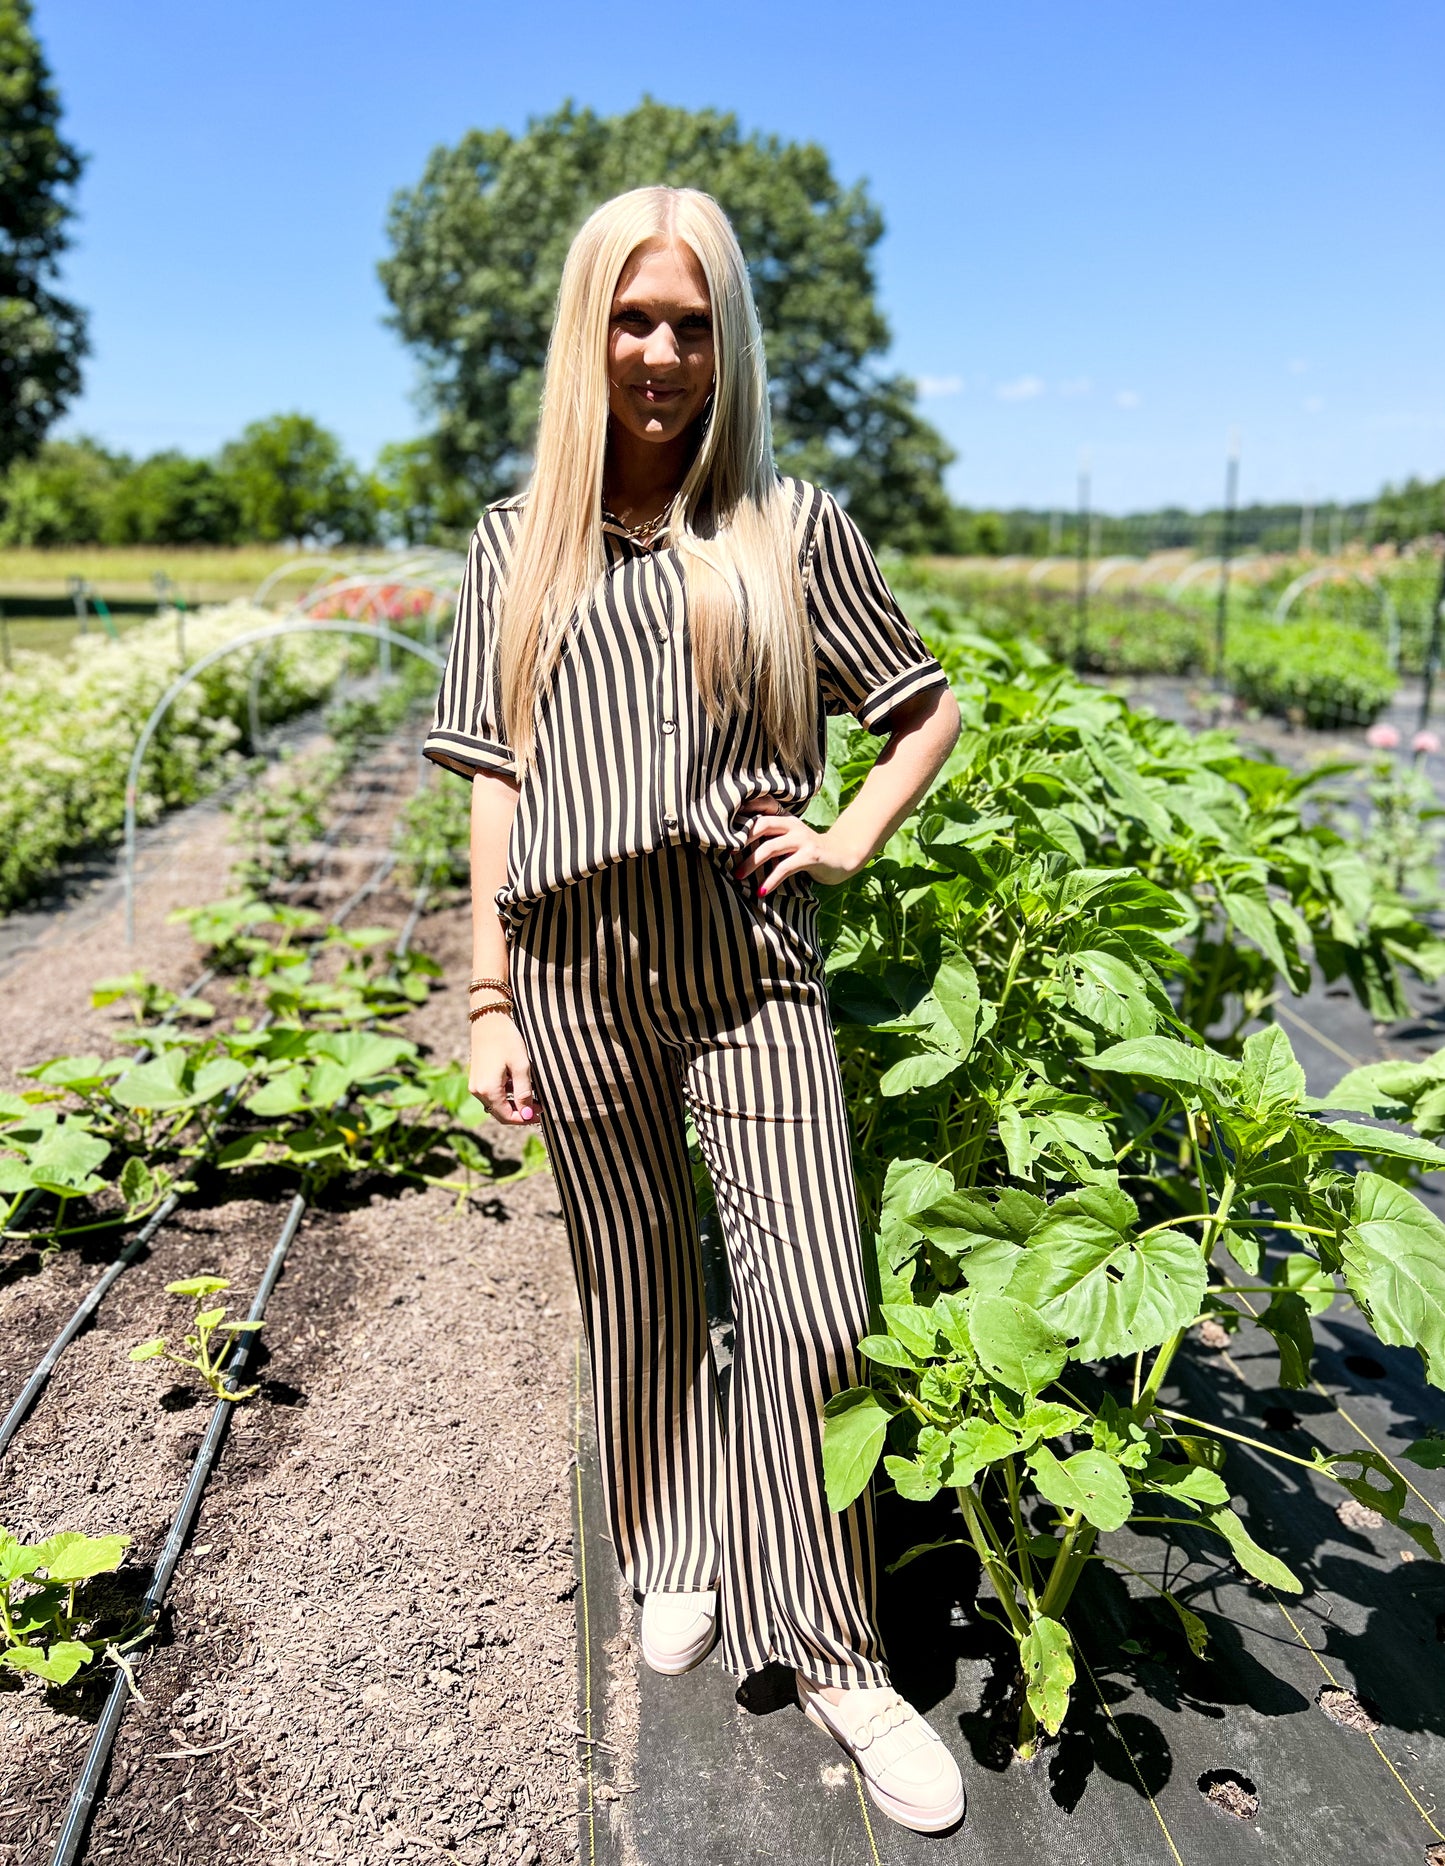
[{"xmin": 504, "ymin": 845, "xmax": 887, "ymax": 1689}]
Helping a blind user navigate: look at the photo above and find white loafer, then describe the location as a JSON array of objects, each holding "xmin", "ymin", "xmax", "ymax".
[
  {"xmin": 797, "ymin": 1674, "xmax": 965, "ymax": 1834},
  {"xmin": 639, "ymin": 1589, "xmax": 718, "ymax": 1675}
]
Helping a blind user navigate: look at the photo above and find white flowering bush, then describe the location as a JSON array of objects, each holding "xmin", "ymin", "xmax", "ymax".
[{"xmin": 0, "ymin": 603, "xmax": 347, "ymax": 911}]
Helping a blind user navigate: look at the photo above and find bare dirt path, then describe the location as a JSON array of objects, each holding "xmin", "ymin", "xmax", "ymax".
[{"xmin": 0, "ymin": 750, "xmax": 583, "ymax": 1865}]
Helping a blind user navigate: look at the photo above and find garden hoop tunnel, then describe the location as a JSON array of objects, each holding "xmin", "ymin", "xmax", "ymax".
[
  {"xmin": 1272, "ymin": 562, "xmax": 1402, "ymax": 669},
  {"xmin": 121, "ymin": 618, "xmax": 446, "ymax": 944}
]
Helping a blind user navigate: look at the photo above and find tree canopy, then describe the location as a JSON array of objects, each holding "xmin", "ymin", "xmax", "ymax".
[
  {"xmin": 379, "ymin": 99, "xmax": 954, "ymax": 550},
  {"xmin": 0, "ymin": 0, "xmax": 87, "ymax": 473},
  {"xmin": 218, "ymin": 414, "xmax": 376, "ymax": 544}
]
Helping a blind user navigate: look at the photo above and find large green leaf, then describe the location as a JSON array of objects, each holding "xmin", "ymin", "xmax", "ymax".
[
  {"xmin": 1090, "ymin": 1038, "xmax": 1232, "ymax": 1091},
  {"xmin": 3, "ymin": 1640, "xmax": 94, "ymax": 1684},
  {"xmin": 108, "ymin": 1051, "xmax": 191, "ymax": 1111},
  {"xmin": 34, "ymin": 1531, "xmax": 129, "ymax": 1584},
  {"xmin": 1027, "ymin": 1446, "xmax": 1133, "ymax": 1531},
  {"xmin": 1238, "ymin": 1025, "xmax": 1305, "ymax": 1117},
  {"xmin": 821, "ymin": 1389, "xmax": 893, "ymax": 1510},
  {"xmin": 932, "ymin": 956, "xmax": 984, "ymax": 1053},
  {"xmin": 1020, "ymin": 1615, "xmax": 1075, "ymax": 1736},
  {"xmin": 969, "ymin": 1294, "xmax": 1068, "ymax": 1396},
  {"xmin": 948, "ymin": 1416, "xmax": 1026, "ymax": 1485},
  {"xmin": 22, "ymin": 1125, "xmax": 110, "ymax": 1194},
  {"xmin": 1006, "ymin": 1194, "xmax": 1205, "ymax": 1361},
  {"xmin": 1324, "ymin": 1451, "xmax": 1440, "ymax": 1559},
  {"xmin": 1257, "ymin": 1289, "xmax": 1314, "ymax": 1389},
  {"xmin": 309, "ymin": 1032, "xmax": 417, "ymax": 1087},
  {"xmin": 1343, "ymin": 1174, "xmax": 1445, "ymax": 1387},
  {"xmin": 1199, "ymin": 1504, "xmax": 1302, "ymax": 1592},
  {"xmin": 1306, "ymin": 1118, "xmax": 1445, "ymax": 1168}
]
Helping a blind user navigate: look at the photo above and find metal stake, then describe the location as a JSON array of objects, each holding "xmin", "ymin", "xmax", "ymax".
[{"xmin": 1214, "ymin": 431, "xmax": 1240, "ymax": 692}]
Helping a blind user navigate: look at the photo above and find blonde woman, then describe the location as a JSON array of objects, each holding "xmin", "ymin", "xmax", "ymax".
[{"xmin": 425, "ymin": 186, "xmax": 965, "ymax": 1834}]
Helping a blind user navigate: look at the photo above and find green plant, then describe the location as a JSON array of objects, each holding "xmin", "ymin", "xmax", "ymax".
[
  {"xmin": 129, "ymin": 1275, "xmax": 264, "ymax": 1401},
  {"xmin": 1225, "ymin": 616, "xmax": 1395, "ymax": 728},
  {"xmin": 799, "ymin": 626, "xmax": 1445, "ymax": 1755},
  {"xmin": 824, "ymin": 1022, "xmax": 1445, "ymax": 1754},
  {"xmin": 0, "ymin": 1528, "xmax": 132, "ymax": 1685},
  {"xmin": 395, "ymin": 777, "xmax": 471, "ymax": 890}
]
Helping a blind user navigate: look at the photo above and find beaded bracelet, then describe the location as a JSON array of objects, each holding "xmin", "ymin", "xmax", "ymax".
[
  {"xmin": 468, "ymin": 1001, "xmax": 515, "ymax": 1024},
  {"xmin": 468, "ymin": 975, "xmax": 513, "ymax": 998}
]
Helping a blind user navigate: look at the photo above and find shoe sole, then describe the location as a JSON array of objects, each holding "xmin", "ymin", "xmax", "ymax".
[
  {"xmin": 639, "ymin": 1619, "xmax": 718, "ymax": 1676},
  {"xmin": 802, "ymin": 1698, "xmax": 966, "ymax": 1834}
]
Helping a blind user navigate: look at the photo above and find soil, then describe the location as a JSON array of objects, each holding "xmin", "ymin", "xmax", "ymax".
[
  {"xmin": 1197, "ymin": 1770, "xmax": 1260, "ymax": 1822},
  {"xmin": 0, "ymin": 742, "xmax": 584, "ymax": 1864},
  {"xmin": 1316, "ymin": 1687, "xmax": 1382, "ymax": 1736}
]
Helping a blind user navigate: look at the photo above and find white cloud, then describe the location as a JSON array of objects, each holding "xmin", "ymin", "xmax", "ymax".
[
  {"xmin": 1303, "ymin": 395, "xmax": 1324, "ymax": 414},
  {"xmin": 916, "ymin": 374, "xmax": 964, "ymax": 398},
  {"xmin": 1058, "ymin": 377, "xmax": 1092, "ymax": 398},
  {"xmin": 996, "ymin": 375, "xmax": 1045, "ymax": 402},
  {"xmin": 1115, "ymin": 389, "xmax": 1141, "ymax": 409},
  {"xmin": 1287, "ymin": 357, "xmax": 1310, "ymax": 375}
]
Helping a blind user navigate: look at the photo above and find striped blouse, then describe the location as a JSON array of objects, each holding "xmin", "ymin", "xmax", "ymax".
[{"xmin": 422, "ymin": 477, "xmax": 949, "ymax": 919}]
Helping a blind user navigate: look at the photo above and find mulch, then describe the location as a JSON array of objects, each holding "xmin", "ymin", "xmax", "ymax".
[{"xmin": 0, "ymin": 751, "xmax": 584, "ymax": 1865}]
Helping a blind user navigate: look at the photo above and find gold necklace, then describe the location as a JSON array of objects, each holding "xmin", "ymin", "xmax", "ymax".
[{"xmin": 601, "ymin": 498, "xmax": 674, "ymax": 548}]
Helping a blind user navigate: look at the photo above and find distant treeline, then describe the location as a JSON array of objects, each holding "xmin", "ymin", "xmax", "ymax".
[
  {"xmin": 945, "ymin": 475, "xmax": 1444, "ymax": 559},
  {"xmin": 0, "ymin": 418, "xmax": 383, "ymax": 547},
  {"xmin": 3, "ymin": 418, "xmax": 1442, "ymax": 559}
]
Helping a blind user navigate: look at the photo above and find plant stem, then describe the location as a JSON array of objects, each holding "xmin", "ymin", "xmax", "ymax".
[
  {"xmin": 954, "ymin": 1486, "xmax": 1029, "ymax": 1640},
  {"xmin": 1159, "ymin": 1407, "xmax": 1341, "ymax": 1473},
  {"xmin": 1138, "ymin": 1169, "xmax": 1236, "ymax": 1412}
]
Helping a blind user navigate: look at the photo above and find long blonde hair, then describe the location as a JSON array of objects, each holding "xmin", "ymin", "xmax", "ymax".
[{"xmin": 498, "ymin": 186, "xmax": 813, "ymax": 771}]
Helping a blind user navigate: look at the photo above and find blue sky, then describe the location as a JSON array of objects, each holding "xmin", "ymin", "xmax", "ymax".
[{"xmin": 36, "ymin": 0, "xmax": 1445, "ymax": 513}]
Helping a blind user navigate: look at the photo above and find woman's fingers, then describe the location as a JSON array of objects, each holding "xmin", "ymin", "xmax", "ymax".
[
  {"xmin": 507, "ymin": 1052, "xmax": 538, "ymax": 1125},
  {"xmin": 734, "ymin": 815, "xmax": 799, "ymax": 880}
]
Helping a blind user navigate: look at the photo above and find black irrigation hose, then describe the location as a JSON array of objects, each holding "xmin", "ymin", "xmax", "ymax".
[
  {"xmin": 0, "ymin": 1195, "xmax": 180, "ymax": 1459},
  {"xmin": 0, "ymin": 820, "xmax": 426, "ymax": 1482},
  {"xmin": 49, "ymin": 1190, "xmax": 309, "ymax": 1866}
]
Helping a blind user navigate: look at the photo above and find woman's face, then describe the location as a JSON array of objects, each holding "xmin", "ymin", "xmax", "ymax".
[{"xmin": 606, "ymin": 239, "xmax": 716, "ymax": 449}]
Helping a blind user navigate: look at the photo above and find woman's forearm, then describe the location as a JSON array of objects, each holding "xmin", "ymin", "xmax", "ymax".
[
  {"xmin": 470, "ymin": 772, "xmax": 521, "ymax": 979},
  {"xmin": 827, "ymin": 685, "xmax": 961, "ymax": 868}
]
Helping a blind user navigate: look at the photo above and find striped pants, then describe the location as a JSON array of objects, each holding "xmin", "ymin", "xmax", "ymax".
[{"xmin": 505, "ymin": 845, "xmax": 887, "ymax": 1689}]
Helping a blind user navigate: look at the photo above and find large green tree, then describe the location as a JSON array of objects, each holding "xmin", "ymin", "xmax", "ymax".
[
  {"xmin": 218, "ymin": 414, "xmax": 376, "ymax": 544},
  {"xmin": 0, "ymin": 0, "xmax": 87, "ymax": 472},
  {"xmin": 379, "ymin": 99, "xmax": 953, "ymax": 549}
]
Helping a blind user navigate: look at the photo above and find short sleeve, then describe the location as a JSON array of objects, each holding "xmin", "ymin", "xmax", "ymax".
[
  {"xmin": 805, "ymin": 492, "xmax": 950, "ymax": 732},
  {"xmin": 422, "ymin": 525, "xmax": 517, "ymax": 780}
]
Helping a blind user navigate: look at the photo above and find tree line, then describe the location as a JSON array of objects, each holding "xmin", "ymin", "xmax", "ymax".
[{"xmin": 1, "ymin": 3, "xmax": 1439, "ymax": 558}]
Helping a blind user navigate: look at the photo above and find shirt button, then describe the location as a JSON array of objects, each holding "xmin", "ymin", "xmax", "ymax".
[
  {"xmin": 664, "ymin": 813, "xmax": 679, "ymax": 830},
  {"xmin": 662, "ymin": 718, "xmax": 676, "ymax": 735}
]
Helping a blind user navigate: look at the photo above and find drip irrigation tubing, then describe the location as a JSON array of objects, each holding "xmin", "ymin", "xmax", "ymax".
[
  {"xmin": 0, "ymin": 764, "xmax": 431, "ymax": 1474},
  {"xmin": 48, "ymin": 1190, "xmax": 309, "ymax": 1866}
]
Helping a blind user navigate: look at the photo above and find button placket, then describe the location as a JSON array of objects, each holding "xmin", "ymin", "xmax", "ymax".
[{"xmin": 656, "ymin": 559, "xmax": 681, "ymax": 836}]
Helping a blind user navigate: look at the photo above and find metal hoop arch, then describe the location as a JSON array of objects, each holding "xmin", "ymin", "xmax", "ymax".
[
  {"xmin": 1272, "ymin": 563, "xmax": 1401, "ymax": 668},
  {"xmin": 1086, "ymin": 556, "xmax": 1140, "ymax": 595},
  {"xmin": 123, "ymin": 620, "xmax": 446, "ymax": 944}
]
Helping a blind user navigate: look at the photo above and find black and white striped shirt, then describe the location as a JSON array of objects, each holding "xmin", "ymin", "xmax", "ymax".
[{"xmin": 423, "ymin": 477, "xmax": 948, "ymax": 914}]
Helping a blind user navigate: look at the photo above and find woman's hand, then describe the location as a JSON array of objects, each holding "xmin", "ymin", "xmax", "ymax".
[
  {"xmin": 733, "ymin": 795, "xmax": 868, "ymax": 894},
  {"xmin": 469, "ymin": 1011, "xmax": 540, "ymax": 1126}
]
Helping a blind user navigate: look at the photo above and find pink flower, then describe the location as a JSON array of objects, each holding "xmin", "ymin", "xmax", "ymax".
[
  {"xmin": 1366, "ymin": 722, "xmax": 1401, "ymax": 749},
  {"xmin": 1413, "ymin": 730, "xmax": 1441, "ymax": 756}
]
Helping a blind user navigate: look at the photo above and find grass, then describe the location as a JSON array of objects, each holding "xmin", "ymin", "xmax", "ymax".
[{"xmin": 0, "ymin": 544, "xmax": 321, "ymax": 603}]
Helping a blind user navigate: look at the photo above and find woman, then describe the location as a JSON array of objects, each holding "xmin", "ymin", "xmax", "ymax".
[{"xmin": 424, "ymin": 185, "xmax": 965, "ymax": 1835}]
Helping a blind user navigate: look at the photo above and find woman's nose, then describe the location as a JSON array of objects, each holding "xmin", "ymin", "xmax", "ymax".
[{"xmin": 642, "ymin": 322, "xmax": 681, "ymax": 370}]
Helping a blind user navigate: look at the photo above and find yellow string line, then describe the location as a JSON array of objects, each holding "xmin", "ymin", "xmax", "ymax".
[
  {"xmin": 575, "ymin": 1340, "xmax": 596, "ymax": 1866},
  {"xmin": 851, "ymin": 1766, "xmax": 885, "ymax": 1866},
  {"xmin": 1075, "ymin": 1644, "xmax": 1188, "ymax": 1866},
  {"xmin": 1269, "ymin": 1594, "xmax": 1444, "ymax": 1841},
  {"xmin": 1273, "ymin": 1001, "xmax": 1365, "ymax": 1071}
]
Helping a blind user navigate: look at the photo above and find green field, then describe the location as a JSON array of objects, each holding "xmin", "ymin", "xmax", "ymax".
[{"xmin": 0, "ymin": 545, "xmax": 341, "ymax": 658}]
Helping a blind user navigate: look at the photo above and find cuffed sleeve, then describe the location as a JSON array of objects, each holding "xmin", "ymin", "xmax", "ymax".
[
  {"xmin": 422, "ymin": 525, "xmax": 517, "ymax": 780},
  {"xmin": 805, "ymin": 492, "xmax": 950, "ymax": 732}
]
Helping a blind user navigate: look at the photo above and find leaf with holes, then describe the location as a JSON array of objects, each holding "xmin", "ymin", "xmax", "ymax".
[
  {"xmin": 1006, "ymin": 1192, "xmax": 1206, "ymax": 1361},
  {"xmin": 1020, "ymin": 1615, "xmax": 1075, "ymax": 1736},
  {"xmin": 1027, "ymin": 1446, "xmax": 1133, "ymax": 1532}
]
